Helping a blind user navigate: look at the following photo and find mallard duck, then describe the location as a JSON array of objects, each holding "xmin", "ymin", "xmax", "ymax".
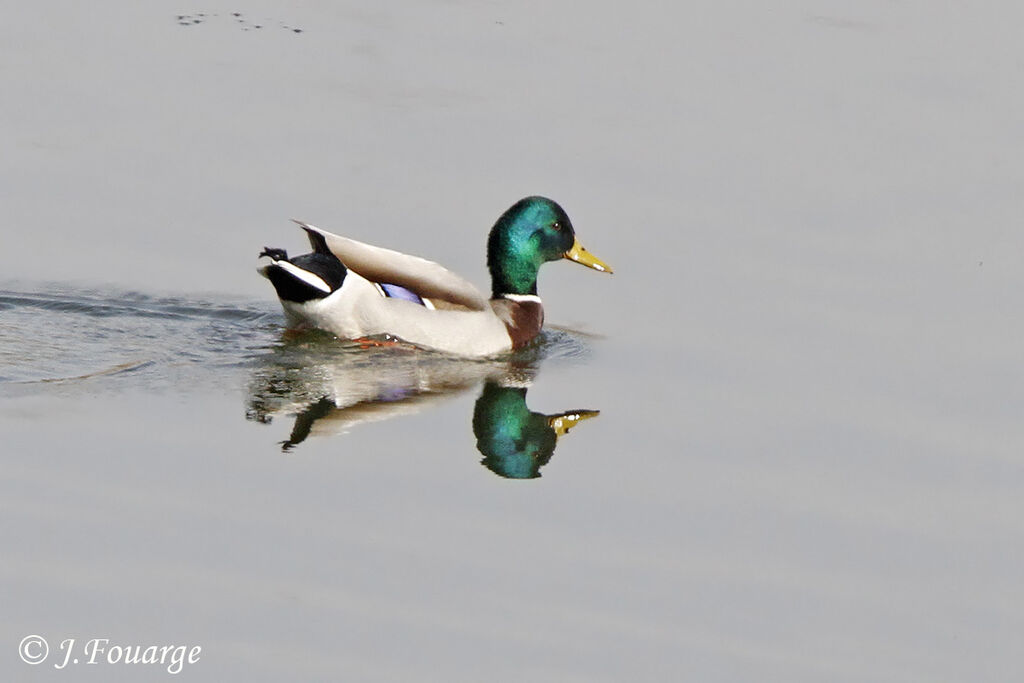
[{"xmin": 257, "ymin": 196, "xmax": 612, "ymax": 357}]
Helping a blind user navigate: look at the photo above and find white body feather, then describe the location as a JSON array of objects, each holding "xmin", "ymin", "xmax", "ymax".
[{"xmin": 280, "ymin": 269, "xmax": 514, "ymax": 357}]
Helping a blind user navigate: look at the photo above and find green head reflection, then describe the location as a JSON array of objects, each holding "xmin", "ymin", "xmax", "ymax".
[{"xmin": 472, "ymin": 380, "xmax": 599, "ymax": 479}]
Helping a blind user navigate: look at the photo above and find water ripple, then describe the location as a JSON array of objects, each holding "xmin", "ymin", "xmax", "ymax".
[
  {"xmin": 0, "ymin": 285, "xmax": 279, "ymax": 386},
  {"xmin": 0, "ymin": 289, "xmax": 273, "ymax": 322},
  {"xmin": 0, "ymin": 284, "xmax": 594, "ymax": 391}
]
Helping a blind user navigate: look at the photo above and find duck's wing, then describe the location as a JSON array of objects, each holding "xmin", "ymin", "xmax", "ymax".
[{"xmin": 293, "ymin": 220, "xmax": 490, "ymax": 311}]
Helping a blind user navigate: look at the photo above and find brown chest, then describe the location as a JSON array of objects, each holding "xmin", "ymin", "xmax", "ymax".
[{"xmin": 490, "ymin": 299, "xmax": 545, "ymax": 349}]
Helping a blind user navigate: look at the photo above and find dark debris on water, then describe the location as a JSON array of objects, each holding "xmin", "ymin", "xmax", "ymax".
[{"xmin": 176, "ymin": 12, "xmax": 304, "ymax": 33}]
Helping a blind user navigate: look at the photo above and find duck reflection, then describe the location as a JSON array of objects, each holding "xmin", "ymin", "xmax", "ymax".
[
  {"xmin": 473, "ymin": 380, "xmax": 598, "ymax": 479},
  {"xmin": 245, "ymin": 332, "xmax": 599, "ymax": 478}
]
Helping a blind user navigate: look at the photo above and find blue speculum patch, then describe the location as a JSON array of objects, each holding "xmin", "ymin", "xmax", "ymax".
[{"xmin": 379, "ymin": 283, "xmax": 426, "ymax": 306}]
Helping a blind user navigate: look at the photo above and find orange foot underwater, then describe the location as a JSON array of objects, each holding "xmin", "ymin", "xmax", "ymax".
[{"xmin": 352, "ymin": 336, "xmax": 406, "ymax": 350}]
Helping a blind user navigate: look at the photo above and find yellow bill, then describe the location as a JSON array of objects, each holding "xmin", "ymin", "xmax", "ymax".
[
  {"xmin": 564, "ymin": 238, "xmax": 613, "ymax": 274},
  {"xmin": 548, "ymin": 409, "xmax": 601, "ymax": 437}
]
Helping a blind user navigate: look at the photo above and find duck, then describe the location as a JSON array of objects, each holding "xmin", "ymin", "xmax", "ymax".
[{"xmin": 257, "ymin": 196, "xmax": 612, "ymax": 357}]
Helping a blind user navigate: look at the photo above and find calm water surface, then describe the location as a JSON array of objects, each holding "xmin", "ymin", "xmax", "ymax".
[{"xmin": 4, "ymin": 1, "xmax": 1024, "ymax": 681}]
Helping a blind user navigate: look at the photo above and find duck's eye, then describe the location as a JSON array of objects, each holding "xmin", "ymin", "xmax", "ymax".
[{"xmin": 551, "ymin": 221, "xmax": 561, "ymax": 231}]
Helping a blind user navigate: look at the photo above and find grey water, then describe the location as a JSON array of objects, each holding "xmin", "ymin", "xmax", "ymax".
[
  {"xmin": 1, "ymin": 285, "xmax": 594, "ymax": 468},
  {"xmin": 4, "ymin": 2, "xmax": 1024, "ymax": 681}
]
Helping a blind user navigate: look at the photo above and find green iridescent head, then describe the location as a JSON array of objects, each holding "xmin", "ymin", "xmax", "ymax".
[
  {"xmin": 472, "ymin": 380, "xmax": 600, "ymax": 479},
  {"xmin": 487, "ymin": 196, "xmax": 612, "ymax": 297}
]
